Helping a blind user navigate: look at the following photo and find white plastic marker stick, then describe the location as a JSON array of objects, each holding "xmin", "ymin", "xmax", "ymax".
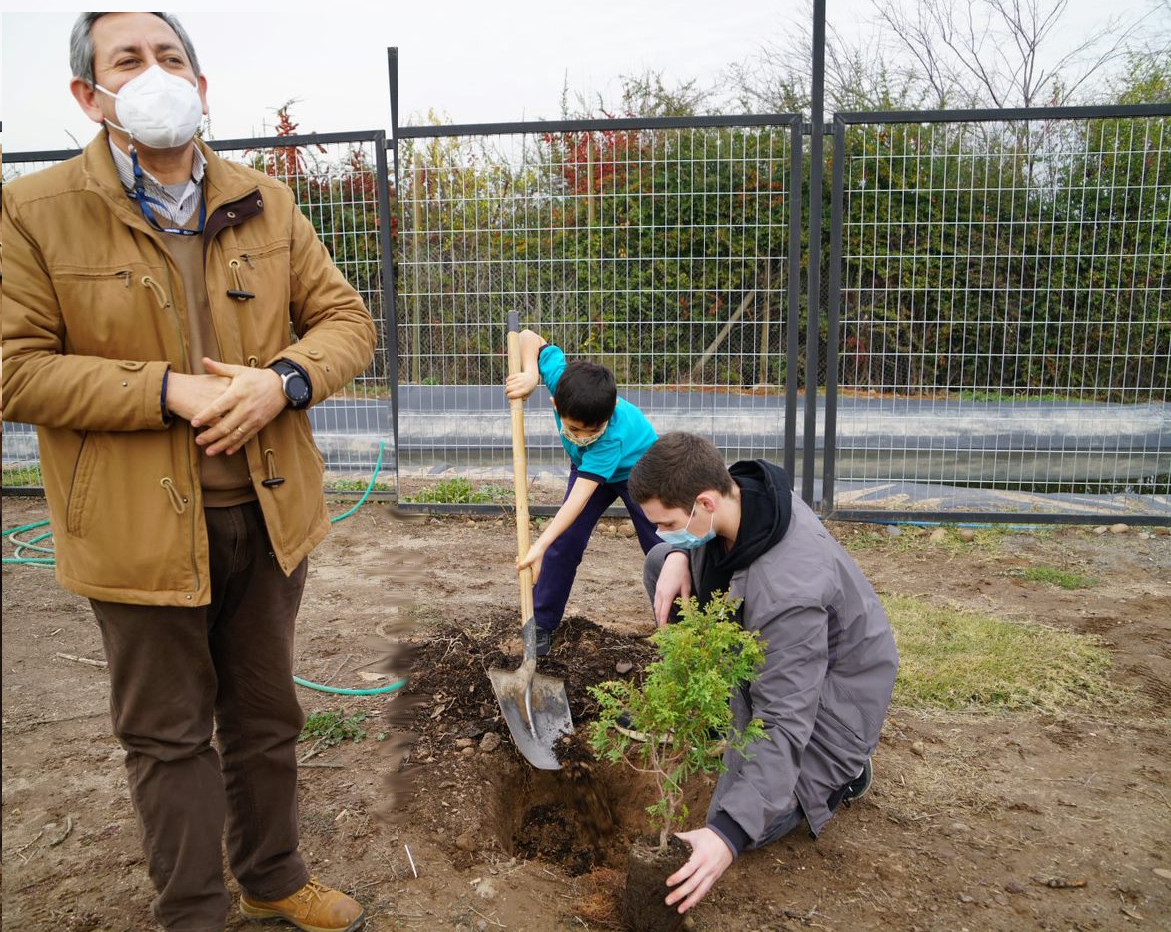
[{"xmin": 404, "ymin": 844, "xmax": 418, "ymax": 878}]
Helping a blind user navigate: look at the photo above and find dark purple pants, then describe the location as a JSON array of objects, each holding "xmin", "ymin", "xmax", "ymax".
[
  {"xmin": 91, "ymin": 502, "xmax": 310, "ymax": 932},
  {"xmin": 534, "ymin": 467, "xmax": 662, "ymax": 631}
]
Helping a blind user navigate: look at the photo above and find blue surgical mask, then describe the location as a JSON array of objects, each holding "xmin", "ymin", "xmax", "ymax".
[{"xmin": 657, "ymin": 500, "xmax": 716, "ymax": 549}]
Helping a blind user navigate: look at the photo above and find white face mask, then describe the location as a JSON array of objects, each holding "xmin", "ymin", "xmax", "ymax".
[{"xmin": 96, "ymin": 65, "xmax": 203, "ymax": 149}]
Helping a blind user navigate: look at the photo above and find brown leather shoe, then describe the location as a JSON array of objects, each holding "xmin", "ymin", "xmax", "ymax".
[{"xmin": 240, "ymin": 878, "xmax": 364, "ymax": 932}]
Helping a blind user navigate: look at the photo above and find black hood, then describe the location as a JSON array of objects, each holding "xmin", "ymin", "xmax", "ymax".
[{"xmin": 696, "ymin": 459, "xmax": 793, "ymax": 608}]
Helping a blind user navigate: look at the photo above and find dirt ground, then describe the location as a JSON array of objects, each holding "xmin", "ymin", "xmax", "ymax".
[{"xmin": 3, "ymin": 494, "xmax": 1170, "ymax": 931}]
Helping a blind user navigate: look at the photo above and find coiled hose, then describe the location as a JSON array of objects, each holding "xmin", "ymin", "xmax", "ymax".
[{"xmin": 2, "ymin": 440, "xmax": 404, "ymax": 696}]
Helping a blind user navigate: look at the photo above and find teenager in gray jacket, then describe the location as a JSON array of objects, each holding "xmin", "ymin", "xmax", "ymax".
[{"xmin": 628, "ymin": 432, "xmax": 899, "ymax": 916}]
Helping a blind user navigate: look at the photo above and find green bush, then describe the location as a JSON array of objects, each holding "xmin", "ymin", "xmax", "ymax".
[
  {"xmin": 588, "ymin": 591, "xmax": 767, "ymax": 849},
  {"xmin": 401, "ymin": 477, "xmax": 511, "ymax": 504}
]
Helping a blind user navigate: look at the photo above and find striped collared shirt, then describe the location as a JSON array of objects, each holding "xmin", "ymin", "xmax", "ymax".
[{"xmin": 109, "ymin": 140, "xmax": 207, "ymax": 227}]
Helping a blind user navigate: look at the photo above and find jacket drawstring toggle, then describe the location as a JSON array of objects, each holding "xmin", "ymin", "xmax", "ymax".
[
  {"xmin": 227, "ymin": 258, "xmax": 256, "ymax": 301},
  {"xmin": 262, "ymin": 448, "xmax": 285, "ymax": 488},
  {"xmin": 141, "ymin": 275, "xmax": 169, "ymax": 309},
  {"xmin": 160, "ymin": 476, "xmax": 188, "ymax": 514}
]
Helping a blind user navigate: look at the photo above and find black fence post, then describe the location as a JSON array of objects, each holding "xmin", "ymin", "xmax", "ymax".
[
  {"xmin": 803, "ymin": 0, "xmax": 826, "ymax": 508},
  {"xmin": 823, "ymin": 115, "xmax": 845, "ymax": 514},
  {"xmin": 384, "ymin": 47, "xmax": 402, "ymax": 499},
  {"xmin": 785, "ymin": 117, "xmax": 803, "ymax": 486}
]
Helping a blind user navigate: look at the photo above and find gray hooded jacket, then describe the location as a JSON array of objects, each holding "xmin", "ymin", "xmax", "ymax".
[{"xmin": 648, "ymin": 466, "xmax": 898, "ymax": 850}]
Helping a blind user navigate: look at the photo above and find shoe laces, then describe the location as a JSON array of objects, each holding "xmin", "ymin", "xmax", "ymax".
[{"xmin": 296, "ymin": 878, "xmax": 329, "ymax": 904}]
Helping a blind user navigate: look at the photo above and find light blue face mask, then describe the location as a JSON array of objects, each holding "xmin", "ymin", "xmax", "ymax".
[{"xmin": 657, "ymin": 500, "xmax": 716, "ymax": 549}]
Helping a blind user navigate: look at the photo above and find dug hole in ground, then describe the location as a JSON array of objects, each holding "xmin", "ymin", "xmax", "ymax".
[{"xmin": 2, "ymin": 496, "xmax": 1169, "ymax": 930}]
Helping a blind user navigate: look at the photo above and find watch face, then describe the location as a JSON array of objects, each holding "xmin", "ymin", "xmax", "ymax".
[{"xmin": 287, "ymin": 374, "xmax": 310, "ymax": 404}]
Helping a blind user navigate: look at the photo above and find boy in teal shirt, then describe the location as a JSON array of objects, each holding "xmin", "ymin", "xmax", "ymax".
[{"xmin": 505, "ymin": 328, "xmax": 661, "ymax": 655}]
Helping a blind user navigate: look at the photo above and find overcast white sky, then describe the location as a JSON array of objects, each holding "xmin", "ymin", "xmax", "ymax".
[{"xmin": 1, "ymin": 1, "xmax": 1162, "ymax": 152}]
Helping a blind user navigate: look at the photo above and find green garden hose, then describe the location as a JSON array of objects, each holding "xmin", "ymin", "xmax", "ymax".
[{"xmin": 2, "ymin": 441, "xmax": 403, "ymax": 695}]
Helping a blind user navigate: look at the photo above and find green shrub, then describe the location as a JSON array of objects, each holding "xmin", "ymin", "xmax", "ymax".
[
  {"xmin": 588, "ymin": 591, "xmax": 767, "ymax": 849},
  {"xmin": 299, "ymin": 709, "xmax": 368, "ymax": 748},
  {"xmin": 402, "ymin": 477, "xmax": 511, "ymax": 504}
]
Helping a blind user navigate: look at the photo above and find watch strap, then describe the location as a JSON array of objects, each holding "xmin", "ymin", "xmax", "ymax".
[{"xmin": 270, "ymin": 359, "xmax": 312, "ymax": 409}]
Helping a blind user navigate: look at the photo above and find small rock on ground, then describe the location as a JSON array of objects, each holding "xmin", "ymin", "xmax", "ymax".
[
  {"xmin": 455, "ymin": 832, "xmax": 476, "ymax": 852},
  {"xmin": 479, "ymin": 732, "xmax": 501, "ymax": 753}
]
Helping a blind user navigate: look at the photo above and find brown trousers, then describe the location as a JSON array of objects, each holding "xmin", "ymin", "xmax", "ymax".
[{"xmin": 91, "ymin": 503, "xmax": 310, "ymax": 932}]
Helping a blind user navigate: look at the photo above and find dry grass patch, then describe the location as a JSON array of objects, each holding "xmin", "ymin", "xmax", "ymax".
[{"xmin": 884, "ymin": 594, "xmax": 1119, "ymax": 714}]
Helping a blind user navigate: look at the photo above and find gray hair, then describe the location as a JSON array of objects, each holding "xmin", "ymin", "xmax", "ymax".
[{"xmin": 70, "ymin": 12, "xmax": 202, "ymax": 85}]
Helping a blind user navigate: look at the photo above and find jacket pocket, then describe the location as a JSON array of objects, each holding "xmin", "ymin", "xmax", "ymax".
[
  {"xmin": 56, "ymin": 428, "xmax": 197, "ymax": 597},
  {"xmin": 218, "ymin": 243, "xmax": 293, "ymax": 350},
  {"xmin": 54, "ymin": 264, "xmax": 177, "ymax": 361},
  {"xmin": 65, "ymin": 432, "xmax": 100, "ymax": 536},
  {"xmin": 817, "ymin": 701, "xmax": 867, "ymax": 748}
]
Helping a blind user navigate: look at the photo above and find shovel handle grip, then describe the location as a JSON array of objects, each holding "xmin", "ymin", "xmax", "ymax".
[{"xmin": 507, "ymin": 314, "xmax": 537, "ymax": 635}]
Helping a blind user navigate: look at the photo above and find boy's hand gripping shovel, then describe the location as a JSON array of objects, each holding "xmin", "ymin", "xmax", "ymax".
[{"xmin": 488, "ymin": 312, "xmax": 573, "ymax": 770}]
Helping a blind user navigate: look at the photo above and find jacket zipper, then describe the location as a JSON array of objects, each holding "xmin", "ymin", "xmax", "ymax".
[
  {"xmin": 157, "ymin": 258, "xmax": 202, "ymax": 597},
  {"xmin": 57, "ymin": 269, "xmax": 133, "ymax": 285}
]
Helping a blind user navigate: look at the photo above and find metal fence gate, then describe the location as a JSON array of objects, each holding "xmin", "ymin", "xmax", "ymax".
[
  {"xmin": 826, "ymin": 106, "xmax": 1170, "ymax": 523},
  {"xmin": 390, "ymin": 112, "xmax": 804, "ymax": 506}
]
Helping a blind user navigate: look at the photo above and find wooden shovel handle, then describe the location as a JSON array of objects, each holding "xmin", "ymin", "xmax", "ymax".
[{"xmin": 507, "ymin": 312, "xmax": 536, "ymax": 627}]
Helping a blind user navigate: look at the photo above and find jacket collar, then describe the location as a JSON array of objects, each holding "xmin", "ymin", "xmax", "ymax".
[
  {"xmin": 81, "ymin": 129, "xmax": 154, "ymax": 233},
  {"xmin": 194, "ymin": 136, "xmax": 264, "ymax": 213},
  {"xmin": 81, "ymin": 129, "xmax": 263, "ymax": 240}
]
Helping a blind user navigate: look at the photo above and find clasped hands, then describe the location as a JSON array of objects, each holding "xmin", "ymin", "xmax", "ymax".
[{"xmin": 166, "ymin": 357, "xmax": 287, "ymax": 456}]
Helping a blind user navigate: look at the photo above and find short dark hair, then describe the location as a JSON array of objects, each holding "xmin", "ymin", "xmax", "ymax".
[
  {"xmin": 70, "ymin": 13, "xmax": 202, "ymax": 85},
  {"xmin": 629, "ymin": 432, "xmax": 734, "ymax": 509},
  {"xmin": 554, "ymin": 361, "xmax": 617, "ymax": 427}
]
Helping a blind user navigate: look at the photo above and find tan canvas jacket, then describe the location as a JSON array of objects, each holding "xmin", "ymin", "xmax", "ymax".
[{"xmin": 2, "ymin": 131, "xmax": 376, "ymax": 605}]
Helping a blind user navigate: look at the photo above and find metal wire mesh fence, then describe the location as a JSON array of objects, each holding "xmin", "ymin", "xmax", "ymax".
[
  {"xmin": 392, "ymin": 116, "xmax": 802, "ymax": 503},
  {"xmin": 827, "ymin": 108, "xmax": 1170, "ymax": 519},
  {"xmin": 4, "ymin": 108, "xmax": 1167, "ymax": 522},
  {"xmin": 1, "ymin": 132, "xmax": 395, "ymax": 486}
]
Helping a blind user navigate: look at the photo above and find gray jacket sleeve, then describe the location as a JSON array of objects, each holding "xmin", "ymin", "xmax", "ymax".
[{"xmin": 710, "ymin": 594, "xmax": 828, "ymax": 848}]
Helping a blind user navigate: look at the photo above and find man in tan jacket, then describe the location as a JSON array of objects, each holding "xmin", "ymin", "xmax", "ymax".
[{"xmin": 2, "ymin": 13, "xmax": 376, "ymax": 932}]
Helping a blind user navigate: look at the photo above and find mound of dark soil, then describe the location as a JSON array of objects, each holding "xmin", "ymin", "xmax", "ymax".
[{"xmin": 405, "ymin": 610, "xmax": 657, "ymax": 741}]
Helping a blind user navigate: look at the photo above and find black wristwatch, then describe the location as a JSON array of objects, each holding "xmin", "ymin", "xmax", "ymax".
[{"xmin": 270, "ymin": 359, "xmax": 312, "ymax": 409}]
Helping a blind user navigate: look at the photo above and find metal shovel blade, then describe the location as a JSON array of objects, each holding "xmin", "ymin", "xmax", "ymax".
[{"xmin": 488, "ymin": 656, "xmax": 573, "ymax": 771}]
